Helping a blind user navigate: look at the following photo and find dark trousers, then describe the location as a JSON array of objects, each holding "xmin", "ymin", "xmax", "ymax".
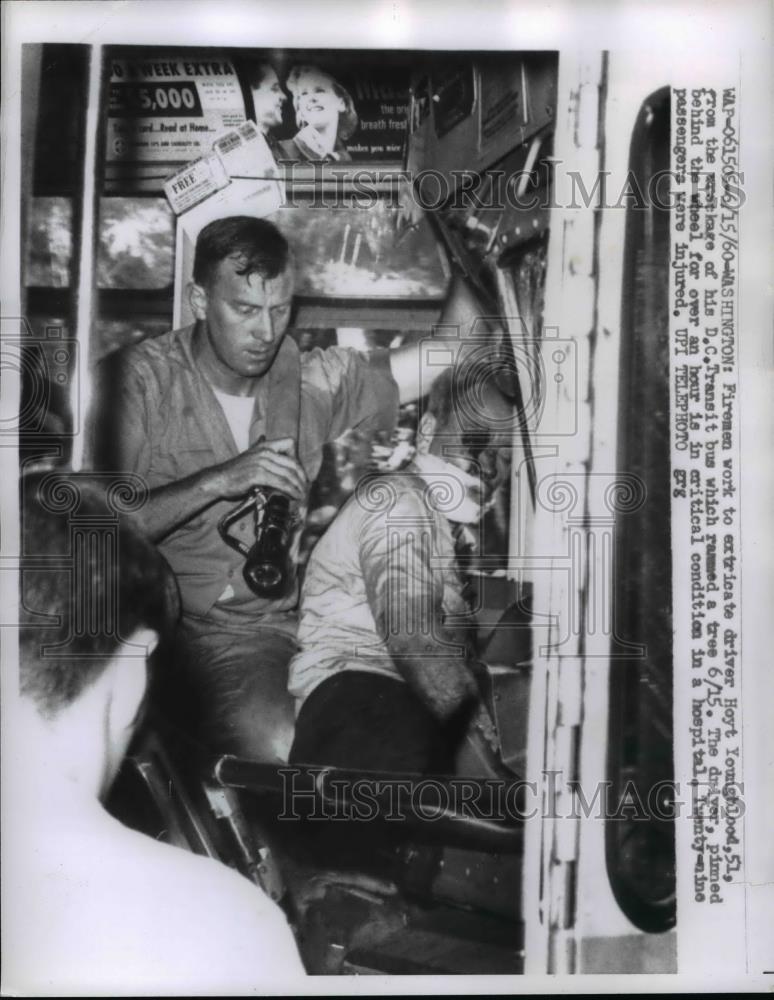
[
  {"xmin": 160, "ymin": 611, "xmax": 298, "ymax": 764},
  {"xmin": 289, "ymin": 671, "xmax": 453, "ymax": 774}
]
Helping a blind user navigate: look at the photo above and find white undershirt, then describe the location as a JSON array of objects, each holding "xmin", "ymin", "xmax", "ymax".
[{"xmin": 212, "ymin": 388, "xmax": 254, "ymax": 454}]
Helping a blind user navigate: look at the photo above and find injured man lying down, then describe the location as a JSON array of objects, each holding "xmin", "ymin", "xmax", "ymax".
[{"xmin": 288, "ymin": 360, "xmax": 516, "ymax": 774}]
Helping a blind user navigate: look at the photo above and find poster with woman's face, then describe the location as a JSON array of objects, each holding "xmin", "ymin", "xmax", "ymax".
[
  {"xmin": 279, "ymin": 65, "xmax": 358, "ymax": 162},
  {"xmin": 242, "ymin": 55, "xmax": 409, "ymax": 165}
]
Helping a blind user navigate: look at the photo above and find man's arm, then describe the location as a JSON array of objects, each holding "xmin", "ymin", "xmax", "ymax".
[
  {"xmin": 135, "ymin": 437, "xmax": 307, "ymax": 542},
  {"xmin": 89, "ymin": 353, "xmax": 306, "ymax": 542},
  {"xmin": 385, "ymin": 624, "xmax": 478, "ymax": 724},
  {"xmin": 359, "ymin": 494, "xmax": 478, "ymax": 723}
]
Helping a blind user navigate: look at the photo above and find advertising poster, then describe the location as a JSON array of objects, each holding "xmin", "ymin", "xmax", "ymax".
[
  {"xmin": 106, "ymin": 52, "xmax": 247, "ymax": 163},
  {"xmin": 236, "ymin": 55, "xmax": 410, "ymax": 165}
]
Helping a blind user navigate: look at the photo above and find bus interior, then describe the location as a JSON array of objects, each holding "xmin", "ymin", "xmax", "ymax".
[{"xmin": 18, "ymin": 45, "xmax": 676, "ymax": 975}]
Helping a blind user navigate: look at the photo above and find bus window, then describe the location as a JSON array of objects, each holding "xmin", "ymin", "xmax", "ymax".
[{"xmin": 97, "ymin": 198, "xmax": 175, "ymax": 290}]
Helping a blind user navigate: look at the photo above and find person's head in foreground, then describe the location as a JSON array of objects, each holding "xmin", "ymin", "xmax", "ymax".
[
  {"xmin": 9, "ymin": 474, "xmax": 306, "ymax": 994},
  {"xmin": 18, "ymin": 472, "xmax": 177, "ymax": 799}
]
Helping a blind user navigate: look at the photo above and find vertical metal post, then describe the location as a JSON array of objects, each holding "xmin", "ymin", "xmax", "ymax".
[
  {"xmin": 494, "ymin": 267, "xmax": 536, "ymax": 581},
  {"xmin": 20, "ymin": 46, "xmax": 43, "ymax": 323},
  {"xmin": 71, "ymin": 44, "xmax": 105, "ymax": 471}
]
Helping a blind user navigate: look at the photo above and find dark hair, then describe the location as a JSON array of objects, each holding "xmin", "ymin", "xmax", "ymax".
[
  {"xmin": 426, "ymin": 368, "xmax": 456, "ymax": 430},
  {"xmin": 19, "ymin": 473, "xmax": 179, "ymax": 718},
  {"xmin": 241, "ymin": 61, "xmax": 284, "ymax": 126},
  {"xmin": 242, "ymin": 60, "xmax": 277, "ymax": 91},
  {"xmin": 425, "ymin": 359, "xmax": 514, "ymax": 445},
  {"xmin": 193, "ymin": 216, "xmax": 291, "ymax": 288}
]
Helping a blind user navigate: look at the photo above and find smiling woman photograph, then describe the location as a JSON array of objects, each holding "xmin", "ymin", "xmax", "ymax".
[{"xmin": 280, "ymin": 64, "xmax": 359, "ymax": 162}]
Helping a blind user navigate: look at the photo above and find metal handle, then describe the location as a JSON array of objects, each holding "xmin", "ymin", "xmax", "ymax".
[{"xmin": 217, "ymin": 488, "xmax": 263, "ymax": 557}]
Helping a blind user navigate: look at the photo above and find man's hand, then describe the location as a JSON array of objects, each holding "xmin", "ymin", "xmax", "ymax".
[
  {"xmin": 212, "ymin": 437, "xmax": 307, "ymax": 502},
  {"xmin": 133, "ymin": 438, "xmax": 307, "ymax": 542},
  {"xmin": 387, "ymin": 636, "xmax": 479, "ymax": 724}
]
